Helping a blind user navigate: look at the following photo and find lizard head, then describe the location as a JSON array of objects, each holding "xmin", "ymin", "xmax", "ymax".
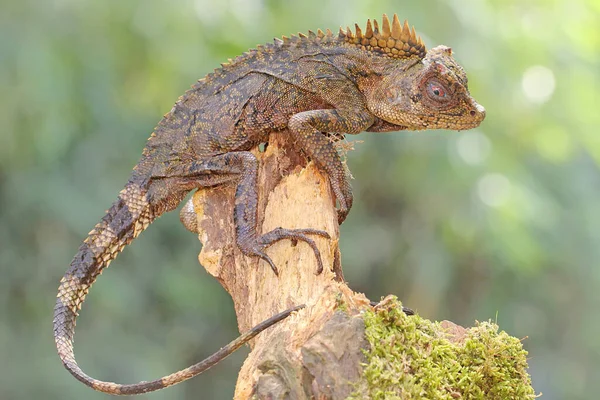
[{"xmin": 364, "ymin": 45, "xmax": 486, "ymax": 131}]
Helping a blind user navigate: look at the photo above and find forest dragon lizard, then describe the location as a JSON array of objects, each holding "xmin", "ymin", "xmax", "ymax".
[{"xmin": 54, "ymin": 14, "xmax": 485, "ymax": 395}]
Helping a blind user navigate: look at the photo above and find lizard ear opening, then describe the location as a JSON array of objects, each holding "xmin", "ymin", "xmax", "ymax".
[{"xmin": 341, "ymin": 14, "xmax": 427, "ymax": 60}]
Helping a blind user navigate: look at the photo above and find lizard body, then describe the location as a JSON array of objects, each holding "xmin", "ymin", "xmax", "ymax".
[{"xmin": 54, "ymin": 14, "xmax": 485, "ymax": 395}]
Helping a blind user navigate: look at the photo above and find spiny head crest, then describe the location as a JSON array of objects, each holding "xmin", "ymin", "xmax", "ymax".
[{"xmin": 340, "ymin": 14, "xmax": 426, "ymax": 59}]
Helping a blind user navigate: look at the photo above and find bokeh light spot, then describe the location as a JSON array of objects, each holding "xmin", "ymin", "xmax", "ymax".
[
  {"xmin": 521, "ymin": 65, "xmax": 556, "ymax": 104},
  {"xmin": 477, "ymin": 173, "xmax": 511, "ymax": 207},
  {"xmin": 456, "ymin": 130, "xmax": 491, "ymax": 165}
]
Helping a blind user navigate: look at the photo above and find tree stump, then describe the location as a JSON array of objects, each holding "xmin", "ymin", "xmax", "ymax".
[{"xmin": 189, "ymin": 133, "xmax": 536, "ymax": 399}]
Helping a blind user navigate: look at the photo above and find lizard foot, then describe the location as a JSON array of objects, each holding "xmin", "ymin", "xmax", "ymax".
[
  {"xmin": 337, "ymin": 206, "xmax": 349, "ymax": 225},
  {"xmin": 241, "ymin": 228, "xmax": 330, "ymax": 275},
  {"xmin": 329, "ymin": 177, "xmax": 353, "ymax": 225}
]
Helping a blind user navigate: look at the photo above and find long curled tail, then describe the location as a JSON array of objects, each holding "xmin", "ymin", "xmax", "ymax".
[{"xmin": 53, "ymin": 182, "xmax": 299, "ymax": 395}]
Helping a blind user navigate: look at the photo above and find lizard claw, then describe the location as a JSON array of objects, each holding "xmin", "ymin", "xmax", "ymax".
[
  {"xmin": 329, "ymin": 179, "xmax": 353, "ymax": 225},
  {"xmin": 337, "ymin": 207, "xmax": 349, "ymax": 224},
  {"xmin": 255, "ymin": 251, "xmax": 279, "ymax": 276},
  {"xmin": 258, "ymin": 228, "xmax": 329, "ymax": 274}
]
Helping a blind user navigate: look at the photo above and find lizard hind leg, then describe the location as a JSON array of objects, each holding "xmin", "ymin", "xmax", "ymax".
[
  {"xmin": 179, "ymin": 197, "xmax": 199, "ymax": 233},
  {"xmin": 224, "ymin": 151, "xmax": 330, "ymax": 275},
  {"xmin": 164, "ymin": 151, "xmax": 330, "ymax": 275}
]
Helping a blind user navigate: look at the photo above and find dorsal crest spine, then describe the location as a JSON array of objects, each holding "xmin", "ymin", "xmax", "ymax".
[{"xmin": 341, "ymin": 14, "xmax": 426, "ymax": 59}]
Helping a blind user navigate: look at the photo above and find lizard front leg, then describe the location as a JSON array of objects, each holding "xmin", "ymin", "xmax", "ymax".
[
  {"xmin": 154, "ymin": 151, "xmax": 330, "ymax": 274},
  {"xmin": 288, "ymin": 109, "xmax": 374, "ymax": 224}
]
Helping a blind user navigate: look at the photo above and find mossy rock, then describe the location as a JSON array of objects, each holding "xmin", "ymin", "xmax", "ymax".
[{"xmin": 349, "ymin": 297, "xmax": 538, "ymax": 400}]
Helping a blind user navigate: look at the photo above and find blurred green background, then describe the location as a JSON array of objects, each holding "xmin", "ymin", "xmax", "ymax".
[{"xmin": 1, "ymin": 0, "xmax": 599, "ymax": 398}]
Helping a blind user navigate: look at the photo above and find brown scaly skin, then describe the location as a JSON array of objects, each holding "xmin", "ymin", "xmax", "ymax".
[{"xmin": 54, "ymin": 14, "xmax": 485, "ymax": 395}]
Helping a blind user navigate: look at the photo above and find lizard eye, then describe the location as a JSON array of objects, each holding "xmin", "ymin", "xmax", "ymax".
[{"xmin": 427, "ymin": 81, "xmax": 449, "ymax": 100}]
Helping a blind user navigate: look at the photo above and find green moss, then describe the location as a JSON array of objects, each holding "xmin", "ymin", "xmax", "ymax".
[
  {"xmin": 349, "ymin": 297, "xmax": 537, "ymax": 400},
  {"xmin": 335, "ymin": 292, "xmax": 350, "ymax": 313}
]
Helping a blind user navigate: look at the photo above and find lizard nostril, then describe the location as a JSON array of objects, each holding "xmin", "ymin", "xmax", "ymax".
[{"xmin": 470, "ymin": 110, "xmax": 476, "ymax": 116}]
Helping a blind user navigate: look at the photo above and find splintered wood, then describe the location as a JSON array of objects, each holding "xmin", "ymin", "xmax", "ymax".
[{"xmin": 191, "ymin": 132, "xmax": 369, "ymax": 399}]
